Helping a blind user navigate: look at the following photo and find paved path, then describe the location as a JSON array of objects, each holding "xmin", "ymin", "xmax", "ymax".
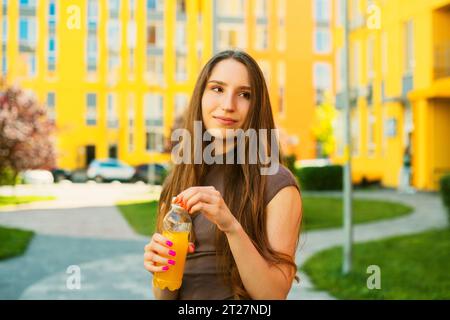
[{"xmin": 0, "ymin": 185, "xmax": 447, "ymax": 300}]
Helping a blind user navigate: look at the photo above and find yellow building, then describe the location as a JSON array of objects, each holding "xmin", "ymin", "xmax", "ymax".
[
  {"xmin": 0, "ymin": 0, "xmax": 328, "ymax": 171},
  {"xmin": 332, "ymin": 0, "xmax": 450, "ymax": 191}
]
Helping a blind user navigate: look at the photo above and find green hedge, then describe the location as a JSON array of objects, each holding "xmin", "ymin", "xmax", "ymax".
[
  {"xmin": 439, "ymin": 175, "xmax": 450, "ymax": 224},
  {"xmin": 0, "ymin": 167, "xmax": 22, "ymax": 186},
  {"xmin": 296, "ymin": 165, "xmax": 343, "ymax": 191}
]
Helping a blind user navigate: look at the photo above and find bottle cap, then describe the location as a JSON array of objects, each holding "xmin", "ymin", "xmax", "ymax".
[{"xmin": 171, "ymin": 196, "xmax": 188, "ymax": 211}]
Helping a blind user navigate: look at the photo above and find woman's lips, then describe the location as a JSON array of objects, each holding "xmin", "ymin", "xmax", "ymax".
[{"xmin": 213, "ymin": 116, "xmax": 238, "ymax": 126}]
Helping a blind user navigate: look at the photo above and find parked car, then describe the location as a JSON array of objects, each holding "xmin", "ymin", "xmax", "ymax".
[
  {"xmin": 87, "ymin": 159, "xmax": 135, "ymax": 183},
  {"xmin": 51, "ymin": 168, "xmax": 72, "ymax": 182},
  {"xmin": 132, "ymin": 163, "xmax": 168, "ymax": 185},
  {"xmin": 21, "ymin": 170, "xmax": 54, "ymax": 185}
]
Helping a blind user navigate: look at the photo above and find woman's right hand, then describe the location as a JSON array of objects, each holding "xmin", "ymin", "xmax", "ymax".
[{"xmin": 144, "ymin": 233, "xmax": 195, "ymax": 274}]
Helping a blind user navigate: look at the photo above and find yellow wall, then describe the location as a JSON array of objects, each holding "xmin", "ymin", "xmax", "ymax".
[
  {"xmin": 1, "ymin": 0, "xmax": 322, "ymax": 171},
  {"xmin": 332, "ymin": 0, "xmax": 450, "ymax": 191}
]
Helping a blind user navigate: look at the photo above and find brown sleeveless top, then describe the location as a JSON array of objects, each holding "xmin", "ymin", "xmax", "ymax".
[{"xmin": 175, "ymin": 162, "xmax": 300, "ymax": 300}]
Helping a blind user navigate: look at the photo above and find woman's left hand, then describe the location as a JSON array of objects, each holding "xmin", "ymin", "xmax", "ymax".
[{"xmin": 175, "ymin": 186, "xmax": 239, "ymax": 234}]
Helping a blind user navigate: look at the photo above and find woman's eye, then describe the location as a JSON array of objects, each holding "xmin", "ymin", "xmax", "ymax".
[
  {"xmin": 211, "ymin": 87, "xmax": 222, "ymax": 93},
  {"xmin": 240, "ymin": 92, "xmax": 251, "ymax": 99}
]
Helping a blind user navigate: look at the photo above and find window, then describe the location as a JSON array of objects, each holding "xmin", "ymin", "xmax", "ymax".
[
  {"xmin": 367, "ymin": 108, "xmax": 376, "ymax": 157},
  {"xmin": 107, "ymin": 20, "xmax": 121, "ymax": 53},
  {"xmin": 145, "ymin": 94, "xmax": 164, "ymax": 152},
  {"xmin": 351, "ymin": 41, "xmax": 361, "ymax": 87},
  {"xmin": 255, "ymin": 24, "xmax": 268, "ymax": 50},
  {"xmin": 335, "ymin": 47, "xmax": 345, "ymax": 92},
  {"xmin": 2, "ymin": 2, "xmax": 8, "ymax": 75},
  {"xmin": 404, "ymin": 20, "xmax": 414, "ymax": 74},
  {"xmin": 175, "ymin": 22, "xmax": 187, "ymax": 52},
  {"xmin": 107, "ymin": 94, "xmax": 118, "ymax": 128},
  {"xmin": 28, "ymin": 54, "xmax": 36, "ymax": 77},
  {"xmin": 314, "ymin": 27, "xmax": 331, "ymax": 54},
  {"xmin": 87, "ymin": 0, "xmax": 98, "ymax": 30},
  {"xmin": 381, "ymin": 31, "xmax": 388, "ymax": 77},
  {"xmin": 277, "ymin": 0, "xmax": 286, "ymax": 52},
  {"xmin": 175, "ymin": 54, "xmax": 188, "ymax": 82},
  {"xmin": 217, "ymin": 24, "xmax": 246, "ymax": 51},
  {"xmin": 87, "ymin": 0, "xmax": 98, "ymax": 73},
  {"xmin": 351, "ymin": 107, "xmax": 360, "ymax": 156},
  {"xmin": 335, "ymin": 0, "xmax": 345, "ymax": 26},
  {"xmin": 109, "ymin": 0, "xmax": 120, "ymax": 18},
  {"xmin": 48, "ymin": 36, "xmax": 56, "ymax": 71},
  {"xmin": 367, "ymin": 35, "xmax": 375, "ymax": 80},
  {"xmin": 19, "ymin": 17, "xmax": 36, "ymax": 48},
  {"xmin": 147, "ymin": 21, "xmax": 164, "ymax": 48},
  {"xmin": 217, "ymin": 0, "xmax": 245, "ymax": 17},
  {"xmin": 87, "ymin": 34, "xmax": 97, "ymax": 72},
  {"xmin": 46, "ymin": 92, "xmax": 56, "ymax": 122},
  {"xmin": 313, "ymin": 62, "xmax": 332, "ymax": 90},
  {"xmin": 129, "ymin": 0, "xmax": 135, "ymax": 19},
  {"xmin": 314, "ymin": 0, "xmax": 330, "ymax": 23},
  {"xmin": 47, "ymin": 0, "xmax": 56, "ymax": 72},
  {"xmin": 128, "ymin": 94, "xmax": 135, "ymax": 152},
  {"xmin": 313, "ymin": 62, "xmax": 332, "ymax": 105},
  {"xmin": 86, "ymin": 93, "xmax": 97, "ymax": 126},
  {"xmin": 176, "ymin": 0, "xmax": 186, "ymax": 16},
  {"xmin": 174, "ymin": 94, "xmax": 189, "ymax": 117},
  {"xmin": 255, "ymin": 0, "xmax": 268, "ymax": 18},
  {"xmin": 258, "ymin": 60, "xmax": 271, "ymax": 88},
  {"xmin": 147, "ymin": 0, "xmax": 164, "ymax": 13},
  {"xmin": 146, "ymin": 54, "xmax": 164, "ymax": 85}
]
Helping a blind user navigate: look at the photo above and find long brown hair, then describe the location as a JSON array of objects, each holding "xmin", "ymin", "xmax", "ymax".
[{"xmin": 157, "ymin": 50, "xmax": 301, "ymax": 299}]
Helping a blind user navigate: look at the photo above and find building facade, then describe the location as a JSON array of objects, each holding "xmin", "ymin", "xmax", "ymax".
[
  {"xmin": 0, "ymin": 0, "xmax": 331, "ymax": 173},
  {"xmin": 332, "ymin": 0, "xmax": 450, "ymax": 191}
]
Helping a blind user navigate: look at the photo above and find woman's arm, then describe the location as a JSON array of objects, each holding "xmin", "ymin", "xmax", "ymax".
[
  {"xmin": 224, "ymin": 186, "xmax": 302, "ymax": 299},
  {"xmin": 176, "ymin": 185, "xmax": 302, "ymax": 300}
]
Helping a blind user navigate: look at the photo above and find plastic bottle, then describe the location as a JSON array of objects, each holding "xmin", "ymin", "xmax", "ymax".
[{"xmin": 152, "ymin": 197, "xmax": 192, "ymax": 291}]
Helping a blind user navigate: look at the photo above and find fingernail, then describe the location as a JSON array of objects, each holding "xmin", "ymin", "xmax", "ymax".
[
  {"xmin": 168, "ymin": 259, "xmax": 176, "ymax": 265},
  {"xmin": 169, "ymin": 250, "xmax": 176, "ymax": 257},
  {"xmin": 166, "ymin": 240, "xmax": 173, "ymax": 247},
  {"xmin": 162, "ymin": 266, "xmax": 169, "ymax": 271}
]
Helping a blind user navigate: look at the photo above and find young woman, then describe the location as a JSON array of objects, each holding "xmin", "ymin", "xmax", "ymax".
[{"xmin": 144, "ymin": 50, "xmax": 302, "ymax": 300}]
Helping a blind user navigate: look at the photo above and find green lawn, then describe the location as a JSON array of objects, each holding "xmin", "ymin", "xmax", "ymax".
[
  {"xmin": 117, "ymin": 200, "xmax": 159, "ymax": 236},
  {"xmin": 302, "ymin": 196, "xmax": 412, "ymax": 231},
  {"xmin": 0, "ymin": 225, "xmax": 34, "ymax": 260},
  {"xmin": 0, "ymin": 195, "xmax": 53, "ymax": 260},
  {"xmin": 0, "ymin": 195, "xmax": 55, "ymax": 207},
  {"xmin": 301, "ymin": 228, "xmax": 450, "ymax": 299},
  {"xmin": 117, "ymin": 196, "xmax": 413, "ymax": 236}
]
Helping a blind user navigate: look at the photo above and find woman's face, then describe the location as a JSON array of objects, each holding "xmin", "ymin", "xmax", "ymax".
[{"xmin": 201, "ymin": 58, "xmax": 252, "ymax": 139}]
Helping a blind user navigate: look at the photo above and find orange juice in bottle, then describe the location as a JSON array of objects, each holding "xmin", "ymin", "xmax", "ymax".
[{"xmin": 153, "ymin": 197, "xmax": 192, "ymax": 291}]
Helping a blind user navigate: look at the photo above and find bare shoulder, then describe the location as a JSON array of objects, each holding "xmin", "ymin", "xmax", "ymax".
[{"xmin": 265, "ymin": 184, "xmax": 302, "ymax": 254}]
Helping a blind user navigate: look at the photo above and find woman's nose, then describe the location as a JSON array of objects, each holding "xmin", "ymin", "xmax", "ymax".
[{"xmin": 220, "ymin": 94, "xmax": 236, "ymax": 112}]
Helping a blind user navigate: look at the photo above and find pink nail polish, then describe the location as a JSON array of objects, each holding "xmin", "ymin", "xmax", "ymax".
[
  {"xmin": 169, "ymin": 250, "xmax": 176, "ymax": 257},
  {"xmin": 162, "ymin": 266, "xmax": 169, "ymax": 271},
  {"xmin": 168, "ymin": 259, "xmax": 176, "ymax": 265},
  {"xmin": 166, "ymin": 240, "xmax": 173, "ymax": 247}
]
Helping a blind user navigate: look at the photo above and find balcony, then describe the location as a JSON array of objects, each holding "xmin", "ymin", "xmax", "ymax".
[{"xmin": 434, "ymin": 44, "xmax": 450, "ymax": 80}]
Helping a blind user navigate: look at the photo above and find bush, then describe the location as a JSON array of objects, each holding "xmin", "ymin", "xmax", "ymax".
[
  {"xmin": 283, "ymin": 154, "xmax": 297, "ymax": 174},
  {"xmin": 296, "ymin": 165, "xmax": 343, "ymax": 191},
  {"xmin": 0, "ymin": 167, "xmax": 22, "ymax": 186},
  {"xmin": 439, "ymin": 175, "xmax": 450, "ymax": 224}
]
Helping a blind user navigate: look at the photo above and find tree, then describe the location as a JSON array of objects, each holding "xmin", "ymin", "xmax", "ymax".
[
  {"xmin": 312, "ymin": 91, "xmax": 337, "ymax": 158},
  {"xmin": 0, "ymin": 80, "xmax": 56, "ymax": 185}
]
